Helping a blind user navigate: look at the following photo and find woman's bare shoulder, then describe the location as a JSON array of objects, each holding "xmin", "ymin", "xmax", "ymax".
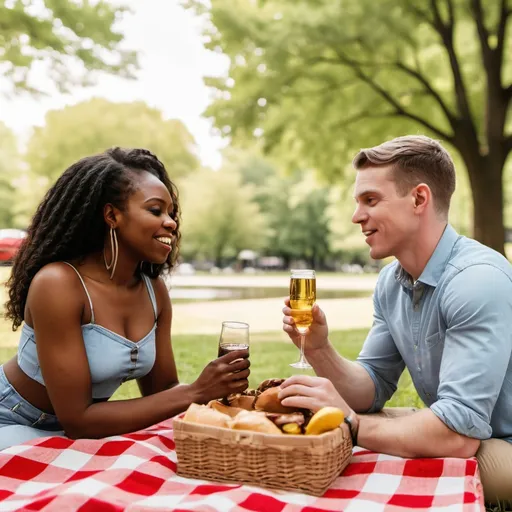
[{"xmin": 28, "ymin": 262, "xmax": 86, "ymax": 307}]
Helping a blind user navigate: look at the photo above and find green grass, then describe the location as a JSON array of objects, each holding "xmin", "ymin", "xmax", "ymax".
[{"xmin": 0, "ymin": 328, "xmax": 422, "ymax": 408}]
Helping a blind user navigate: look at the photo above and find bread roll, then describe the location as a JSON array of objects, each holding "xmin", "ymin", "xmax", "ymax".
[
  {"xmin": 253, "ymin": 386, "xmax": 297, "ymax": 414},
  {"xmin": 228, "ymin": 394, "xmax": 255, "ymax": 411},
  {"xmin": 208, "ymin": 400, "xmax": 244, "ymax": 418},
  {"xmin": 183, "ymin": 403, "xmax": 230, "ymax": 428},
  {"xmin": 229, "ymin": 410, "xmax": 283, "ymax": 435}
]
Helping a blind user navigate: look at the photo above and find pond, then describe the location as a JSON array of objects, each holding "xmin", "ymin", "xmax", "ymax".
[{"xmin": 169, "ymin": 286, "xmax": 372, "ymax": 303}]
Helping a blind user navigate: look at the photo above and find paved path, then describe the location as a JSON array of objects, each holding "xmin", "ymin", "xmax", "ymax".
[
  {"xmin": 172, "ymin": 296, "xmax": 374, "ymax": 337},
  {"xmin": 169, "ymin": 273, "xmax": 376, "ymax": 336}
]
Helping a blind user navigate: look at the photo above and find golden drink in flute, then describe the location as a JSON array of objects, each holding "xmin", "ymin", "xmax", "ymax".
[{"xmin": 289, "ymin": 269, "xmax": 316, "ymax": 369}]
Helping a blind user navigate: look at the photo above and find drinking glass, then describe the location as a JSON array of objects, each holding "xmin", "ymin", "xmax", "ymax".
[
  {"xmin": 289, "ymin": 269, "xmax": 316, "ymax": 369},
  {"xmin": 218, "ymin": 321, "xmax": 250, "ymax": 357}
]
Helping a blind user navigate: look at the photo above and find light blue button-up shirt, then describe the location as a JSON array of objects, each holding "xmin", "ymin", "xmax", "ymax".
[{"xmin": 357, "ymin": 225, "xmax": 512, "ymax": 441}]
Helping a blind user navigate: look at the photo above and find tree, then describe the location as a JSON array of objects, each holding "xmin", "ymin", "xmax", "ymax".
[
  {"xmin": 21, "ymin": 98, "xmax": 200, "ymax": 222},
  {"xmin": 286, "ymin": 181, "xmax": 332, "ymax": 268},
  {"xmin": 229, "ymin": 148, "xmax": 333, "ymax": 267},
  {"xmin": 0, "ymin": 123, "xmax": 21, "ymax": 228},
  {"xmin": 179, "ymin": 167, "xmax": 270, "ymax": 266},
  {"xmin": 0, "ymin": 0, "xmax": 136, "ymax": 94},
  {"xmin": 185, "ymin": 0, "xmax": 512, "ymax": 254}
]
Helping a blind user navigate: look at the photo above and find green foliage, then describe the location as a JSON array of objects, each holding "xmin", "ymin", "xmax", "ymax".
[
  {"xmin": 0, "ymin": 0, "xmax": 137, "ymax": 94},
  {"xmin": 20, "ymin": 99, "xmax": 199, "ymax": 225},
  {"xmin": 0, "ymin": 123, "xmax": 22, "ymax": 228},
  {"xmin": 179, "ymin": 166, "xmax": 270, "ymax": 265},
  {"xmin": 186, "ymin": 0, "xmax": 452, "ymax": 175},
  {"xmin": 188, "ymin": 0, "xmax": 511, "ymax": 163},
  {"xmin": 228, "ymin": 149, "xmax": 333, "ymax": 265},
  {"xmin": 185, "ymin": 0, "xmax": 512, "ymax": 251}
]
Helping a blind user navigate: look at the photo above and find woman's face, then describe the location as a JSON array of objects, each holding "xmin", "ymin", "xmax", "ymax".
[{"xmin": 114, "ymin": 171, "xmax": 178, "ymax": 265}]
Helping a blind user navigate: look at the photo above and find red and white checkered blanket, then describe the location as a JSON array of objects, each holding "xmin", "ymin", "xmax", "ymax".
[{"xmin": 0, "ymin": 419, "xmax": 485, "ymax": 511}]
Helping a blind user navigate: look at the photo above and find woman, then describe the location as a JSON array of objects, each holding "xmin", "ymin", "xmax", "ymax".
[{"xmin": 0, "ymin": 147, "xmax": 249, "ymax": 451}]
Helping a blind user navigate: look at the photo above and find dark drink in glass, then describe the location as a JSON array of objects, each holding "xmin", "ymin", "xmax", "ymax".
[{"xmin": 218, "ymin": 343, "xmax": 250, "ymax": 357}]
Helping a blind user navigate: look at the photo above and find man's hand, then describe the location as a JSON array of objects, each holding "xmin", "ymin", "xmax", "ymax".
[
  {"xmin": 282, "ymin": 300, "xmax": 329, "ymax": 351},
  {"xmin": 278, "ymin": 375, "xmax": 354, "ymax": 417}
]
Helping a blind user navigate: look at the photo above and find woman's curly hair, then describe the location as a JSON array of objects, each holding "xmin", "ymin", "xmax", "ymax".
[{"xmin": 5, "ymin": 147, "xmax": 181, "ymax": 330}]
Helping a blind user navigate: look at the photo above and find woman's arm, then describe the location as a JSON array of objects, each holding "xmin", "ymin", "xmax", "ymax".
[{"xmin": 30, "ymin": 264, "xmax": 249, "ymax": 439}]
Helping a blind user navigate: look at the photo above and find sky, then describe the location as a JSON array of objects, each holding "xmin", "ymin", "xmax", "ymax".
[{"xmin": 0, "ymin": 0, "xmax": 229, "ymax": 168}]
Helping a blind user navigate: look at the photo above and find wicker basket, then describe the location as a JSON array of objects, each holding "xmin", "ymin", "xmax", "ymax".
[{"xmin": 173, "ymin": 418, "xmax": 353, "ymax": 496}]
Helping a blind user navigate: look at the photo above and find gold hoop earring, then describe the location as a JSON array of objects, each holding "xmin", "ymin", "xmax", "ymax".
[{"xmin": 103, "ymin": 227, "xmax": 118, "ymax": 280}]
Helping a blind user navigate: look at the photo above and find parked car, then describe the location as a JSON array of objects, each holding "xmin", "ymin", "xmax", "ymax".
[{"xmin": 0, "ymin": 229, "xmax": 27, "ymax": 264}]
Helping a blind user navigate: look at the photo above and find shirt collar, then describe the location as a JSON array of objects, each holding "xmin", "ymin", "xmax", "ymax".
[{"xmin": 395, "ymin": 224, "xmax": 460, "ymax": 289}]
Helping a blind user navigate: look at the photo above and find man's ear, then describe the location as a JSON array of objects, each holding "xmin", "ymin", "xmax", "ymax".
[
  {"xmin": 412, "ymin": 184, "xmax": 431, "ymax": 213},
  {"xmin": 103, "ymin": 204, "xmax": 121, "ymax": 228}
]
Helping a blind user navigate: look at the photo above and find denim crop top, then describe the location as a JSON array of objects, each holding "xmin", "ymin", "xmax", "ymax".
[{"xmin": 17, "ymin": 263, "xmax": 157, "ymax": 400}]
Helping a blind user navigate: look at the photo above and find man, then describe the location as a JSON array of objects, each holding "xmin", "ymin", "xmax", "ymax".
[{"xmin": 280, "ymin": 135, "xmax": 512, "ymax": 502}]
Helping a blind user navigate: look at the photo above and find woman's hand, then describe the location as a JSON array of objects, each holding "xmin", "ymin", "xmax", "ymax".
[
  {"xmin": 278, "ymin": 375, "xmax": 353, "ymax": 416},
  {"xmin": 282, "ymin": 299, "xmax": 329, "ymax": 352},
  {"xmin": 191, "ymin": 349, "xmax": 250, "ymax": 403}
]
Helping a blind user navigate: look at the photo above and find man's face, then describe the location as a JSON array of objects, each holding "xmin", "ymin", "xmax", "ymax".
[{"xmin": 352, "ymin": 166, "xmax": 417, "ymax": 260}]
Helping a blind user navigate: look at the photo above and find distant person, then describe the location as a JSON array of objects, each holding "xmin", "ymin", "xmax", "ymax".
[
  {"xmin": 281, "ymin": 135, "xmax": 512, "ymax": 502},
  {"xmin": 0, "ymin": 148, "xmax": 249, "ymax": 451}
]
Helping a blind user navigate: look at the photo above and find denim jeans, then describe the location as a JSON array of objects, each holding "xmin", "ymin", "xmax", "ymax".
[{"xmin": 0, "ymin": 365, "xmax": 65, "ymax": 451}]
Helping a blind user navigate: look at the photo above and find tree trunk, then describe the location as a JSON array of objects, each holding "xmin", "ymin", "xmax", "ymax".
[
  {"xmin": 214, "ymin": 245, "xmax": 224, "ymax": 268},
  {"xmin": 461, "ymin": 154, "xmax": 506, "ymax": 255}
]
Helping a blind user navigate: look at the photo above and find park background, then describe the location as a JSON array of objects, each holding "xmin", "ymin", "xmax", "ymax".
[{"xmin": 0, "ymin": 1, "xmax": 511, "ymax": 508}]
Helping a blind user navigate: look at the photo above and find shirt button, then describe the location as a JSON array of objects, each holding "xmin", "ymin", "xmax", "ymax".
[
  {"xmin": 414, "ymin": 345, "xmax": 418, "ymax": 350},
  {"xmin": 417, "ymin": 366, "xmax": 421, "ymax": 372}
]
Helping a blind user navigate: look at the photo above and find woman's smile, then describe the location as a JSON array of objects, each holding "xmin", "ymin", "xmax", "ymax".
[{"xmin": 154, "ymin": 235, "xmax": 172, "ymax": 252}]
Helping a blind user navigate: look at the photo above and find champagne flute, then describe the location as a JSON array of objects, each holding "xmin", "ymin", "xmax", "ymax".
[{"xmin": 289, "ymin": 269, "xmax": 316, "ymax": 369}]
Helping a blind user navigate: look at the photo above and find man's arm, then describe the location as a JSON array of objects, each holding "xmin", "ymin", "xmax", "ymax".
[
  {"xmin": 358, "ymin": 408, "xmax": 480, "ymax": 458},
  {"xmin": 279, "ymin": 377, "xmax": 480, "ymax": 458},
  {"xmin": 360, "ymin": 264, "xmax": 512, "ymax": 458},
  {"xmin": 429, "ymin": 265, "xmax": 512, "ymax": 441},
  {"xmin": 283, "ymin": 265, "xmax": 404, "ymax": 413},
  {"xmin": 286, "ymin": 264, "xmax": 512, "ymax": 459}
]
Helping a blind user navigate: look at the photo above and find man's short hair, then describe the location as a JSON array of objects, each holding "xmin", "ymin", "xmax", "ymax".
[{"xmin": 352, "ymin": 135, "xmax": 456, "ymax": 216}]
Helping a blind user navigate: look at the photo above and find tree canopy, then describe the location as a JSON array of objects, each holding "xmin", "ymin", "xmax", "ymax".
[
  {"xmin": 0, "ymin": 0, "xmax": 137, "ymax": 94},
  {"xmin": 19, "ymin": 99, "xmax": 199, "ymax": 225},
  {"xmin": 185, "ymin": 0, "xmax": 512, "ymax": 253},
  {"xmin": 179, "ymin": 166, "xmax": 270, "ymax": 266}
]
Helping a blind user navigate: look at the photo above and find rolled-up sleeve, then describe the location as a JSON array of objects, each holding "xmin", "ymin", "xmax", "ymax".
[
  {"xmin": 430, "ymin": 264, "xmax": 512, "ymax": 439},
  {"xmin": 357, "ymin": 274, "xmax": 405, "ymax": 413}
]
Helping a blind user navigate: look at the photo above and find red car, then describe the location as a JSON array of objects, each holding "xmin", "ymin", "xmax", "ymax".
[{"xmin": 0, "ymin": 229, "xmax": 27, "ymax": 264}]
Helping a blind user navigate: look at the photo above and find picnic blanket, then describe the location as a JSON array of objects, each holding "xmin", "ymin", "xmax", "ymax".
[{"xmin": 0, "ymin": 419, "xmax": 485, "ymax": 511}]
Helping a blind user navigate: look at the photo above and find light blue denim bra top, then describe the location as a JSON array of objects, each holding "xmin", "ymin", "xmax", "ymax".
[{"xmin": 17, "ymin": 262, "xmax": 157, "ymax": 400}]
